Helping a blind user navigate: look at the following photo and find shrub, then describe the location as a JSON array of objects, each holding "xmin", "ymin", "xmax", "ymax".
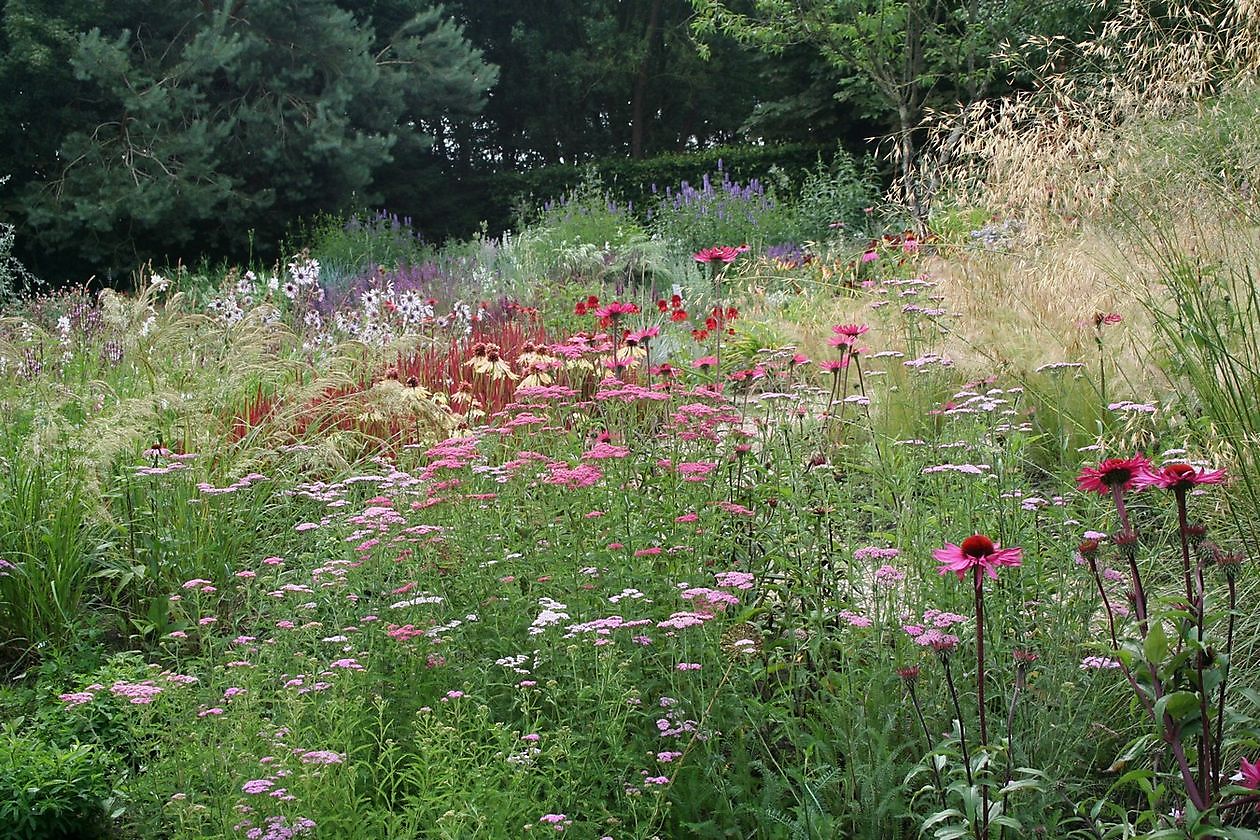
[
  {"xmin": 0, "ymin": 175, "xmax": 38, "ymax": 299},
  {"xmin": 788, "ymin": 153, "xmax": 881, "ymax": 243},
  {"xmin": 646, "ymin": 163, "xmax": 794, "ymax": 250},
  {"xmin": 0, "ymin": 723, "xmax": 117, "ymax": 839}
]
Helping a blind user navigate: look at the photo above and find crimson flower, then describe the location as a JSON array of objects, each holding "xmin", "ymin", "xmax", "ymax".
[
  {"xmin": 1076, "ymin": 455, "xmax": 1152, "ymax": 494},
  {"xmin": 1138, "ymin": 462, "xmax": 1227, "ymax": 491},
  {"xmin": 934, "ymin": 534, "xmax": 1022, "ymax": 581}
]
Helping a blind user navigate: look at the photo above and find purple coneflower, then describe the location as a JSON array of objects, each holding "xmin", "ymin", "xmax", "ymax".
[{"xmin": 933, "ymin": 534, "xmax": 1022, "ymax": 581}]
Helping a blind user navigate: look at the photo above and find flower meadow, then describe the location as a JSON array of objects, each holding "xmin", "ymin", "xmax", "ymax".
[{"xmin": 2, "ymin": 188, "xmax": 1260, "ymax": 839}]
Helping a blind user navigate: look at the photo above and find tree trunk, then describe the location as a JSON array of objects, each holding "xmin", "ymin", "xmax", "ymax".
[{"xmin": 630, "ymin": 0, "xmax": 664, "ymax": 159}]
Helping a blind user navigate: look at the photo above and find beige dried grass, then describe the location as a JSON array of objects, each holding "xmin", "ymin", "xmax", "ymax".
[{"xmin": 923, "ymin": 0, "xmax": 1260, "ymax": 227}]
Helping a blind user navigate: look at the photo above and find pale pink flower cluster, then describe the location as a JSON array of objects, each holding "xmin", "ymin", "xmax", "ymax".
[{"xmin": 110, "ymin": 681, "xmax": 163, "ymax": 704}]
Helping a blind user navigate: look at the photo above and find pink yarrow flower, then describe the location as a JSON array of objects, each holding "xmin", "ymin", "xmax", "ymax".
[{"xmin": 933, "ymin": 534, "xmax": 1022, "ymax": 581}]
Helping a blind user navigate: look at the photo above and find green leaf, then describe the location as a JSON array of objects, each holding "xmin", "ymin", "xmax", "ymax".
[
  {"xmin": 1154, "ymin": 690, "xmax": 1200, "ymax": 722},
  {"xmin": 1144, "ymin": 621, "xmax": 1168, "ymax": 667}
]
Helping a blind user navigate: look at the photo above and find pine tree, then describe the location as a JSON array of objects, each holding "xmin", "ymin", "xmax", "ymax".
[{"xmin": 0, "ymin": 0, "xmax": 495, "ymax": 280}]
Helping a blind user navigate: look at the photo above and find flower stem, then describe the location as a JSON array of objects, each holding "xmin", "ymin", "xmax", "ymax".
[
  {"xmin": 1086, "ymin": 556, "xmax": 1120, "ymax": 649},
  {"xmin": 1000, "ymin": 665, "xmax": 1025, "ymax": 840},
  {"xmin": 942, "ymin": 656, "xmax": 983, "ymax": 840},
  {"xmin": 974, "ymin": 566, "xmax": 990, "ymax": 840},
  {"xmin": 1175, "ymin": 487, "xmax": 1214, "ymax": 802},
  {"xmin": 908, "ymin": 681, "xmax": 947, "ymax": 809},
  {"xmin": 1212, "ymin": 576, "xmax": 1236, "ymax": 788},
  {"xmin": 974, "ymin": 566, "xmax": 988, "ymax": 746}
]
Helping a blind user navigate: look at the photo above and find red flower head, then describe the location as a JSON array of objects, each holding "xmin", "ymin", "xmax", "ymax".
[
  {"xmin": 1138, "ymin": 462, "xmax": 1227, "ymax": 491},
  {"xmin": 1076, "ymin": 455, "xmax": 1152, "ymax": 494},
  {"xmin": 934, "ymin": 534, "xmax": 1023, "ymax": 581},
  {"xmin": 670, "ymin": 309, "xmax": 688, "ymax": 322}
]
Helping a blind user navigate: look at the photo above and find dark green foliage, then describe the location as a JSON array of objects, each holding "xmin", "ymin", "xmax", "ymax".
[
  {"xmin": 0, "ymin": 722, "xmax": 117, "ymax": 840},
  {"xmin": 438, "ymin": 1, "xmax": 864, "ymax": 165},
  {"xmin": 690, "ymin": 0, "xmax": 1105, "ymax": 213},
  {"xmin": 0, "ymin": 0, "xmax": 494, "ymax": 283}
]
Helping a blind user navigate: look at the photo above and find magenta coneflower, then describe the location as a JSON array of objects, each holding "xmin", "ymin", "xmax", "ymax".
[
  {"xmin": 1075, "ymin": 455, "xmax": 1152, "ymax": 494},
  {"xmin": 692, "ymin": 355, "xmax": 719, "ymax": 371},
  {"xmin": 625, "ymin": 326, "xmax": 659, "ymax": 345},
  {"xmin": 693, "ymin": 245, "xmax": 747, "ymax": 264},
  {"xmin": 830, "ymin": 323, "xmax": 870, "ymax": 342},
  {"xmin": 1138, "ymin": 462, "xmax": 1227, "ymax": 491},
  {"xmin": 933, "ymin": 534, "xmax": 1022, "ymax": 581},
  {"xmin": 1240, "ymin": 757, "xmax": 1260, "ymax": 790},
  {"xmin": 594, "ymin": 301, "xmax": 640, "ymax": 322},
  {"xmin": 820, "ymin": 358, "xmax": 849, "ymax": 373}
]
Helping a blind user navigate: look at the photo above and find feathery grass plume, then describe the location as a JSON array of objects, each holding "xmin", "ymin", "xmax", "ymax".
[{"xmin": 923, "ymin": 0, "xmax": 1260, "ymax": 227}]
